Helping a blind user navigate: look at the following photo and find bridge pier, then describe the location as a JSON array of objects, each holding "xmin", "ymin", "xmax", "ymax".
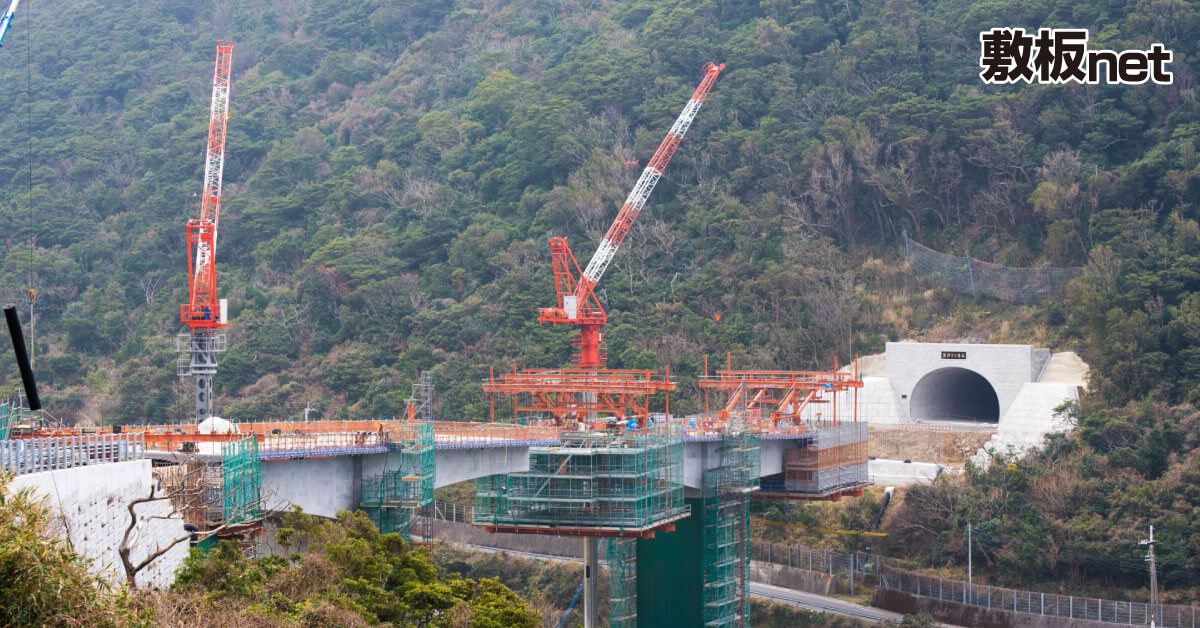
[{"xmin": 584, "ymin": 537, "xmax": 600, "ymax": 628}]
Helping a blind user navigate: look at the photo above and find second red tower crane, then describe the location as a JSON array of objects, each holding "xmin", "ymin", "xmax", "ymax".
[{"xmin": 538, "ymin": 62, "xmax": 724, "ymax": 367}]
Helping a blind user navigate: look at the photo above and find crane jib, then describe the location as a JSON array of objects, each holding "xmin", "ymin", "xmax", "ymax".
[
  {"xmin": 184, "ymin": 42, "xmax": 234, "ymax": 327},
  {"xmin": 578, "ymin": 63, "xmax": 724, "ymax": 289}
]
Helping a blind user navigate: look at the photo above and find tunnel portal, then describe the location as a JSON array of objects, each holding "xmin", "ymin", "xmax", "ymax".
[{"xmin": 909, "ymin": 367, "xmax": 1000, "ymax": 423}]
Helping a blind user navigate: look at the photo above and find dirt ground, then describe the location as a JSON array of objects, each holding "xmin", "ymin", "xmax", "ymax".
[{"xmin": 868, "ymin": 427, "xmax": 994, "ymax": 464}]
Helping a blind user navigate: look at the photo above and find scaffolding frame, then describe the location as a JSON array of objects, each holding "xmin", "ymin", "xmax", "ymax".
[
  {"xmin": 607, "ymin": 537, "xmax": 638, "ymax": 628},
  {"xmin": 361, "ymin": 422, "xmax": 435, "ymax": 540},
  {"xmin": 474, "ymin": 426, "xmax": 688, "ymax": 537},
  {"xmin": 700, "ymin": 427, "xmax": 760, "ymax": 628},
  {"xmin": 760, "ymin": 423, "xmax": 869, "ymax": 498}
]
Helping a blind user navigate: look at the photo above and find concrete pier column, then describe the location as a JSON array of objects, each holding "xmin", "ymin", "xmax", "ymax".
[{"xmin": 584, "ymin": 537, "xmax": 600, "ymax": 628}]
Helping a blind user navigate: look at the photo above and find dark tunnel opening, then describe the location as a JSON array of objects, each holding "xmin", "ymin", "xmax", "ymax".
[{"xmin": 909, "ymin": 367, "xmax": 1000, "ymax": 423}]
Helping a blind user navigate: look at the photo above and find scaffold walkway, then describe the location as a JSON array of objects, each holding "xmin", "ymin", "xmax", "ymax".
[{"xmin": 474, "ymin": 426, "xmax": 689, "ymax": 538}]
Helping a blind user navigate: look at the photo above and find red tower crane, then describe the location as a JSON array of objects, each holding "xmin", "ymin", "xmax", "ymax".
[
  {"xmin": 538, "ymin": 63, "xmax": 724, "ymax": 367},
  {"xmin": 178, "ymin": 41, "xmax": 234, "ymax": 422}
]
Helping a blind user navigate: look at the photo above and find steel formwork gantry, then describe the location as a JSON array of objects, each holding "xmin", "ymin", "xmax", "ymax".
[
  {"xmin": 699, "ymin": 369, "xmax": 863, "ymax": 427},
  {"xmin": 484, "ymin": 368, "xmax": 675, "ymax": 426}
]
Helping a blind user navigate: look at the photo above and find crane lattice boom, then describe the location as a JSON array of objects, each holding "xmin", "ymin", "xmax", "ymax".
[
  {"xmin": 538, "ymin": 63, "xmax": 724, "ymax": 369},
  {"xmin": 577, "ymin": 62, "xmax": 724, "ymax": 296},
  {"xmin": 0, "ymin": 0, "xmax": 22, "ymax": 48},
  {"xmin": 179, "ymin": 41, "xmax": 233, "ymax": 423},
  {"xmin": 182, "ymin": 41, "xmax": 233, "ymax": 328}
]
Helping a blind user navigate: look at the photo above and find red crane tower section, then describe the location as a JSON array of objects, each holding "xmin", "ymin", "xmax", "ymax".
[
  {"xmin": 182, "ymin": 41, "xmax": 233, "ymax": 329},
  {"xmin": 538, "ymin": 62, "xmax": 724, "ymax": 368},
  {"xmin": 178, "ymin": 41, "xmax": 233, "ymax": 422}
]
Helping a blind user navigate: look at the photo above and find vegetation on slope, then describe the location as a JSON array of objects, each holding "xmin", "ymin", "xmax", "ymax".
[
  {"xmin": 156, "ymin": 509, "xmax": 540, "ymax": 627},
  {"xmin": 0, "ymin": 472, "xmax": 144, "ymax": 627},
  {"xmin": 0, "ymin": 0, "xmax": 1197, "ymax": 603}
]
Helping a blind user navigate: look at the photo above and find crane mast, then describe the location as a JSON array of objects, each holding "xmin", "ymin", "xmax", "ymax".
[
  {"xmin": 178, "ymin": 41, "xmax": 233, "ymax": 422},
  {"xmin": 538, "ymin": 62, "xmax": 724, "ymax": 368}
]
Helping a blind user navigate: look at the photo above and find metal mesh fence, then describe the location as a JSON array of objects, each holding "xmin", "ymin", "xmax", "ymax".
[
  {"xmin": 904, "ymin": 232, "xmax": 1084, "ymax": 304},
  {"xmin": 879, "ymin": 566, "xmax": 1196, "ymax": 627},
  {"xmin": 748, "ymin": 539, "xmax": 1199, "ymax": 628}
]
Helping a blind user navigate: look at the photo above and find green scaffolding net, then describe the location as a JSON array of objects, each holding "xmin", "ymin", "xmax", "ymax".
[
  {"xmin": 473, "ymin": 426, "xmax": 687, "ymax": 533},
  {"xmin": 0, "ymin": 402, "xmax": 13, "ymax": 440},
  {"xmin": 361, "ymin": 422, "xmax": 435, "ymax": 539},
  {"xmin": 607, "ymin": 537, "xmax": 638, "ymax": 628},
  {"xmin": 221, "ymin": 437, "xmax": 262, "ymax": 525},
  {"xmin": 701, "ymin": 431, "xmax": 759, "ymax": 628}
]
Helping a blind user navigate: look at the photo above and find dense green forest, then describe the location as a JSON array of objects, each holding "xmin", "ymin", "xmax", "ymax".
[{"xmin": 0, "ymin": 0, "xmax": 1198, "ymax": 601}]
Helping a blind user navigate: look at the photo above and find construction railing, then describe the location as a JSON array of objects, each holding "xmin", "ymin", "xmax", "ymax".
[
  {"xmin": 430, "ymin": 421, "xmax": 563, "ymax": 448},
  {"xmin": 0, "ymin": 433, "xmax": 145, "ymax": 475},
  {"xmin": 137, "ymin": 421, "xmax": 566, "ymax": 458},
  {"xmin": 429, "ymin": 500, "xmax": 474, "ymax": 524}
]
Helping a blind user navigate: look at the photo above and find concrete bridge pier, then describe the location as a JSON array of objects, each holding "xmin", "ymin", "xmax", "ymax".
[{"xmin": 584, "ymin": 537, "xmax": 600, "ymax": 628}]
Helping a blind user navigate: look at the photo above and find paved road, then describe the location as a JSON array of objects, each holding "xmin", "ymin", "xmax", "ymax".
[
  {"xmin": 447, "ymin": 540, "xmax": 907, "ymax": 624},
  {"xmin": 750, "ymin": 581, "xmax": 903, "ymax": 623}
]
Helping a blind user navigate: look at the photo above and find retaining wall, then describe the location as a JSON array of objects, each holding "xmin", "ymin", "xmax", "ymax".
[{"xmin": 7, "ymin": 459, "xmax": 189, "ymax": 588}]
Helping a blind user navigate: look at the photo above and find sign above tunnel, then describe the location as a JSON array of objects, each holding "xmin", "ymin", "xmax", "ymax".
[{"xmin": 940, "ymin": 351, "xmax": 967, "ymax": 359}]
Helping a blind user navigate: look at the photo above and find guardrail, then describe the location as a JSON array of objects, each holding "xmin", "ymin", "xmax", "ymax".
[{"xmin": 0, "ymin": 433, "xmax": 144, "ymax": 475}]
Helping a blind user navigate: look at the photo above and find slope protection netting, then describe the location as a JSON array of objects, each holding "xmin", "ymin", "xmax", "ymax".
[{"xmin": 904, "ymin": 233, "xmax": 1085, "ymax": 304}]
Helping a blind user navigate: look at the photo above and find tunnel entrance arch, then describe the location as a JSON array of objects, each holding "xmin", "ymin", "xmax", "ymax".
[{"xmin": 909, "ymin": 367, "xmax": 1000, "ymax": 423}]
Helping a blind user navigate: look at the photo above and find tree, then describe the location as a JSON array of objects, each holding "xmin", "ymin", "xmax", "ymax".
[
  {"xmin": 161, "ymin": 508, "xmax": 542, "ymax": 626},
  {"xmin": 118, "ymin": 455, "xmax": 284, "ymax": 588},
  {"xmin": 0, "ymin": 472, "xmax": 144, "ymax": 626}
]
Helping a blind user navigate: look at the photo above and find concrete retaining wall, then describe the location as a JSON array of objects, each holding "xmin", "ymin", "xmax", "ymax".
[
  {"xmin": 873, "ymin": 588, "xmax": 1112, "ymax": 627},
  {"xmin": 8, "ymin": 459, "xmax": 189, "ymax": 588},
  {"xmin": 869, "ymin": 458, "xmax": 945, "ymax": 485},
  {"xmin": 749, "ymin": 560, "xmax": 834, "ymax": 595}
]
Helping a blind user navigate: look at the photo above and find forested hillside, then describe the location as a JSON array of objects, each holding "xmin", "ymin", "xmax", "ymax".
[{"xmin": 0, "ymin": 0, "xmax": 1198, "ymax": 598}]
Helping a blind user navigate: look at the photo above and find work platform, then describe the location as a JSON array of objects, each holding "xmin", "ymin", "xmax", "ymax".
[{"xmin": 474, "ymin": 427, "xmax": 688, "ymax": 538}]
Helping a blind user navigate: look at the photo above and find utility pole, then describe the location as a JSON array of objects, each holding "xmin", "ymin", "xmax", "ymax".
[
  {"xmin": 967, "ymin": 522, "xmax": 972, "ymax": 585},
  {"xmin": 303, "ymin": 402, "xmax": 313, "ymax": 423},
  {"xmin": 1141, "ymin": 525, "xmax": 1158, "ymax": 628}
]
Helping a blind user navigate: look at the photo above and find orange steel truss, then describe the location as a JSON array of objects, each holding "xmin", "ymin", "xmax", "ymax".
[
  {"xmin": 698, "ymin": 362, "xmax": 863, "ymax": 429},
  {"xmin": 483, "ymin": 368, "xmax": 674, "ymax": 426}
]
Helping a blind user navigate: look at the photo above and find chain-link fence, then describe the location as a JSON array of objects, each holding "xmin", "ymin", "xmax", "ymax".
[
  {"xmin": 879, "ymin": 566, "xmax": 1196, "ymax": 628},
  {"xmin": 904, "ymin": 232, "xmax": 1085, "ymax": 304},
  {"xmin": 750, "ymin": 538, "xmax": 1198, "ymax": 628}
]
